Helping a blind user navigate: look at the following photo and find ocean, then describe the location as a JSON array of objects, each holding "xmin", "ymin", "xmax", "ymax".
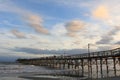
[
  {"xmin": 0, "ymin": 62, "xmax": 120, "ymax": 80},
  {"xmin": 0, "ymin": 62, "xmax": 86, "ymax": 80}
]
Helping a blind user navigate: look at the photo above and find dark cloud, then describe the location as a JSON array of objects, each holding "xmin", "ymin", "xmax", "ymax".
[
  {"xmin": 11, "ymin": 47, "xmax": 88, "ymax": 55},
  {"xmin": 13, "ymin": 47, "xmax": 50, "ymax": 54},
  {"xmin": 96, "ymin": 27, "xmax": 120, "ymax": 44},
  {"xmin": 97, "ymin": 46, "xmax": 112, "ymax": 51},
  {"xmin": 115, "ymin": 41, "xmax": 120, "ymax": 44},
  {"xmin": 96, "ymin": 36, "xmax": 113, "ymax": 44}
]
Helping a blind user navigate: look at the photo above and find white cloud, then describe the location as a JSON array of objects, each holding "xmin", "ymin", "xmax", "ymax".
[{"xmin": 51, "ymin": 23, "xmax": 67, "ymax": 36}]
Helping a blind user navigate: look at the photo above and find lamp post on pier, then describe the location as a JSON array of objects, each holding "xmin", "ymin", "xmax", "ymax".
[{"xmin": 88, "ymin": 43, "xmax": 90, "ymax": 57}]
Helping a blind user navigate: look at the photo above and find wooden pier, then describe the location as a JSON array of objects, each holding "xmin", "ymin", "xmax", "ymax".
[{"xmin": 17, "ymin": 47, "xmax": 120, "ymax": 79}]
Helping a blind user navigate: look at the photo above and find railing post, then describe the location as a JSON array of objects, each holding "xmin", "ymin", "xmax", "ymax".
[
  {"xmin": 81, "ymin": 59, "xmax": 84, "ymax": 77},
  {"xmin": 105, "ymin": 58, "xmax": 109, "ymax": 77},
  {"xmin": 95, "ymin": 58, "xmax": 98, "ymax": 78},
  {"xmin": 100, "ymin": 58, "xmax": 103, "ymax": 78},
  {"xmin": 113, "ymin": 57, "xmax": 117, "ymax": 76}
]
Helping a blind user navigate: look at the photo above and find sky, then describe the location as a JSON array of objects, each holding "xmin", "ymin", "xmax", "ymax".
[{"xmin": 0, "ymin": 0, "xmax": 120, "ymax": 61}]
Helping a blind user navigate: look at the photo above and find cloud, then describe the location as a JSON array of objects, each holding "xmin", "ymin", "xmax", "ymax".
[
  {"xmin": 0, "ymin": 0, "xmax": 29, "ymax": 15},
  {"xmin": 51, "ymin": 23, "xmax": 67, "ymax": 36},
  {"xmin": 115, "ymin": 41, "xmax": 120, "ymax": 44},
  {"xmin": 97, "ymin": 46, "xmax": 113, "ymax": 51},
  {"xmin": 13, "ymin": 47, "xmax": 48, "ymax": 54},
  {"xmin": 65, "ymin": 20, "xmax": 85, "ymax": 37},
  {"xmin": 66, "ymin": 32, "xmax": 77, "ymax": 37},
  {"xmin": 90, "ymin": 1, "xmax": 120, "ymax": 45},
  {"xmin": 66, "ymin": 20, "xmax": 85, "ymax": 32},
  {"xmin": 92, "ymin": 5, "xmax": 109, "ymax": 20},
  {"xmin": 11, "ymin": 29, "xmax": 26, "ymax": 38},
  {"xmin": 90, "ymin": 1, "xmax": 120, "ymax": 26},
  {"xmin": 25, "ymin": 14, "xmax": 49, "ymax": 35},
  {"xmin": 0, "ymin": 0, "xmax": 50, "ymax": 35},
  {"xmin": 96, "ymin": 35, "xmax": 113, "ymax": 44},
  {"xmin": 0, "ymin": 48, "xmax": 46, "ymax": 62},
  {"xmin": 96, "ymin": 26, "xmax": 120, "ymax": 44},
  {"xmin": 11, "ymin": 47, "xmax": 88, "ymax": 55},
  {"xmin": 73, "ymin": 40, "xmax": 81, "ymax": 45}
]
